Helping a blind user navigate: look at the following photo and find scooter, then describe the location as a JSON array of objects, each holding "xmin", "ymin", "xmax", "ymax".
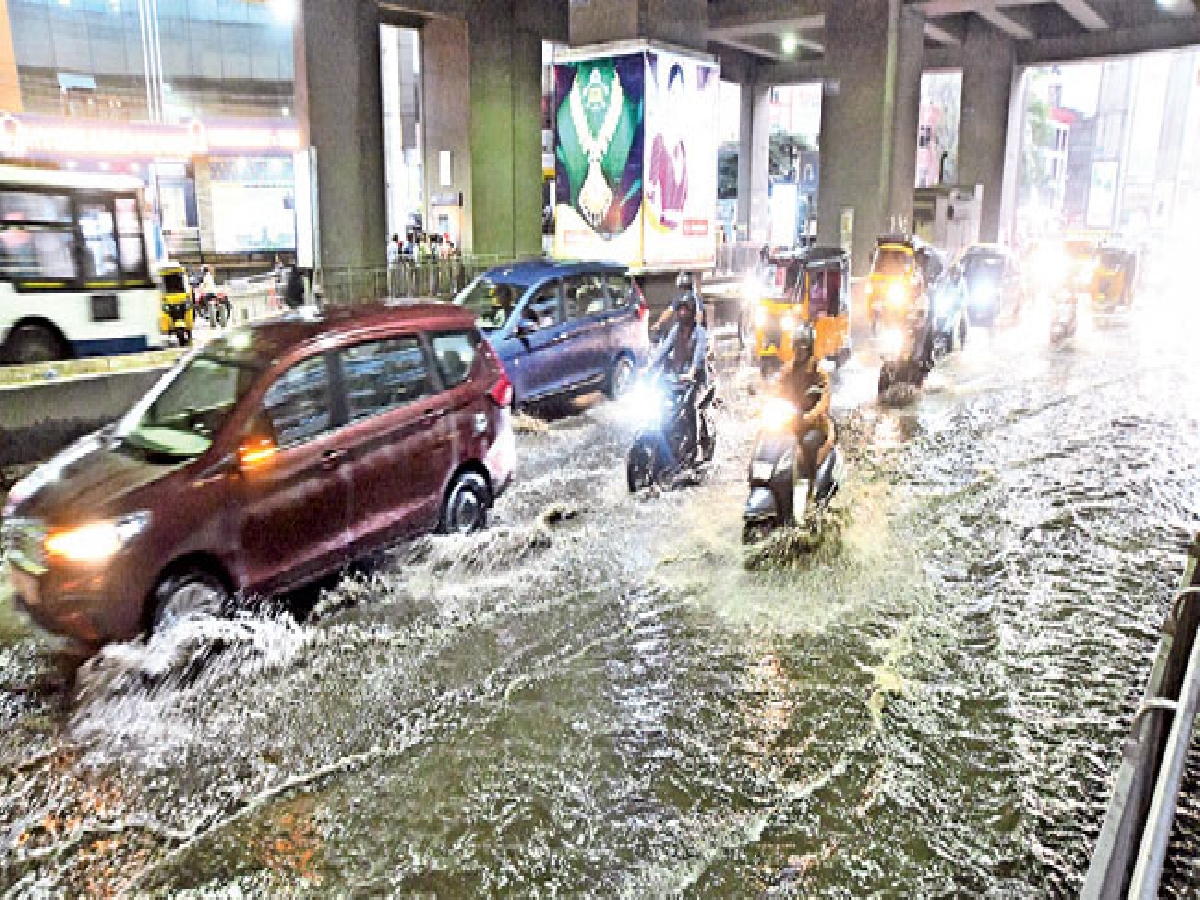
[
  {"xmin": 742, "ymin": 393, "xmax": 843, "ymax": 543},
  {"xmin": 626, "ymin": 373, "xmax": 716, "ymax": 491},
  {"xmin": 876, "ymin": 302, "xmax": 936, "ymax": 396}
]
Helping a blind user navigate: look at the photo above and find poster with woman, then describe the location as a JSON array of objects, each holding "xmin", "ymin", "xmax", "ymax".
[
  {"xmin": 643, "ymin": 50, "xmax": 719, "ymax": 269},
  {"xmin": 553, "ymin": 53, "xmax": 645, "ymax": 264}
]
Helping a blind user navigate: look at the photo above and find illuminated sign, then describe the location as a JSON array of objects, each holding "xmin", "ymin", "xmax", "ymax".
[{"xmin": 0, "ymin": 115, "xmax": 300, "ymax": 158}]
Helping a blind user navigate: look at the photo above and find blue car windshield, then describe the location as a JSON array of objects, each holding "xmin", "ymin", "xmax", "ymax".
[{"xmin": 455, "ymin": 277, "xmax": 531, "ymax": 331}]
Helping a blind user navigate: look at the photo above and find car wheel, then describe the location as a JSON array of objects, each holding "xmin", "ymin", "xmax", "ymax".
[
  {"xmin": 607, "ymin": 354, "xmax": 636, "ymax": 400},
  {"xmin": 441, "ymin": 472, "xmax": 491, "ymax": 534},
  {"xmin": 151, "ymin": 569, "xmax": 228, "ymax": 632},
  {"xmin": 3, "ymin": 323, "xmax": 68, "ymax": 364}
]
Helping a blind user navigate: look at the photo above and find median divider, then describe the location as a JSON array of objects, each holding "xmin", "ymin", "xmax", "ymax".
[{"xmin": 1, "ymin": 353, "xmax": 180, "ymax": 467}]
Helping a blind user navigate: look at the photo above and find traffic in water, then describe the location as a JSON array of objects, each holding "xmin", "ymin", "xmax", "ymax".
[{"xmin": 1, "ymin": 289, "xmax": 1198, "ymax": 897}]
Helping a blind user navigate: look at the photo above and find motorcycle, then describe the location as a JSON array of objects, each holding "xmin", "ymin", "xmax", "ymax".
[
  {"xmin": 625, "ymin": 374, "xmax": 716, "ymax": 491},
  {"xmin": 876, "ymin": 301, "xmax": 936, "ymax": 396},
  {"xmin": 742, "ymin": 393, "xmax": 843, "ymax": 543},
  {"xmin": 1049, "ymin": 290, "xmax": 1079, "ymax": 346},
  {"xmin": 190, "ymin": 272, "xmax": 233, "ymax": 328}
]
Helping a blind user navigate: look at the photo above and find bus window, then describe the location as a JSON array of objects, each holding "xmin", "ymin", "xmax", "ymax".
[
  {"xmin": 0, "ymin": 190, "xmax": 76, "ymax": 284},
  {"xmin": 78, "ymin": 199, "xmax": 120, "ymax": 283},
  {"xmin": 115, "ymin": 196, "xmax": 148, "ymax": 283}
]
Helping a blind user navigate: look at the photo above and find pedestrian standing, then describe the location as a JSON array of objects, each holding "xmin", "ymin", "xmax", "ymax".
[{"xmin": 387, "ymin": 233, "xmax": 401, "ymax": 297}]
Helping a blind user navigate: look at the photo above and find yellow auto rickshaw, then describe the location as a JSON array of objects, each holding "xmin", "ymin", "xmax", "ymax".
[
  {"xmin": 1090, "ymin": 245, "xmax": 1138, "ymax": 310},
  {"xmin": 751, "ymin": 247, "xmax": 852, "ymax": 374},
  {"xmin": 864, "ymin": 234, "xmax": 941, "ymax": 331},
  {"xmin": 158, "ymin": 263, "xmax": 194, "ymax": 346}
]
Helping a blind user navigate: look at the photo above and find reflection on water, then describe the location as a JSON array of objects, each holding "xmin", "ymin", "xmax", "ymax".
[{"xmin": 0, "ymin": 299, "xmax": 1198, "ymax": 895}]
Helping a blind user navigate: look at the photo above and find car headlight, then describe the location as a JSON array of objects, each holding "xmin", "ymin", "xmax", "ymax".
[
  {"xmin": 780, "ymin": 313, "xmax": 796, "ymax": 334},
  {"xmin": 761, "ymin": 398, "xmax": 798, "ymax": 432},
  {"xmin": 878, "ymin": 326, "xmax": 905, "ymax": 357},
  {"xmin": 754, "ymin": 306, "xmax": 768, "ymax": 328},
  {"xmin": 44, "ymin": 512, "xmax": 150, "ymax": 564},
  {"xmin": 887, "ymin": 282, "xmax": 908, "ymax": 307}
]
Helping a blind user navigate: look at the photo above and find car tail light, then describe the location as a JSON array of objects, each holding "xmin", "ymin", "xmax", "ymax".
[{"xmin": 489, "ymin": 371, "xmax": 514, "ymax": 408}]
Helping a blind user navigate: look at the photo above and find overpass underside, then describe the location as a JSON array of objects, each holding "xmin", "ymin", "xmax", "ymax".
[{"xmin": 295, "ymin": 0, "xmax": 1200, "ymax": 276}]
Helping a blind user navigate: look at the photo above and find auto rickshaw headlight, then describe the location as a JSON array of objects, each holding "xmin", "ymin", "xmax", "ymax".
[
  {"xmin": 780, "ymin": 313, "xmax": 796, "ymax": 334},
  {"xmin": 887, "ymin": 282, "xmax": 907, "ymax": 307}
]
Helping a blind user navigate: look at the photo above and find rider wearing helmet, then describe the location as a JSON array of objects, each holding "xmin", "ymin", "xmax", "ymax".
[
  {"xmin": 778, "ymin": 323, "xmax": 834, "ymax": 479},
  {"xmin": 653, "ymin": 271, "xmax": 700, "ymax": 340},
  {"xmin": 648, "ymin": 291, "xmax": 711, "ymax": 462}
]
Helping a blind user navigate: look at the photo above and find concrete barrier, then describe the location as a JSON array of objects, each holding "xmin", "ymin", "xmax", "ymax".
[{"xmin": 0, "ymin": 366, "xmax": 169, "ymax": 467}]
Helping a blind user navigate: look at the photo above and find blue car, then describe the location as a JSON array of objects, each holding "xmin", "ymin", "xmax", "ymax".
[{"xmin": 454, "ymin": 261, "xmax": 650, "ymax": 407}]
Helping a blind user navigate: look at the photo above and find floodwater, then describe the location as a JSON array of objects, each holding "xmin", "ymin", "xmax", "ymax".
[{"xmin": 1, "ymin": 290, "xmax": 1198, "ymax": 898}]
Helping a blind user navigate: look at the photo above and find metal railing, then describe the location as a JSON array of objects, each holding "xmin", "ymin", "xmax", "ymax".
[
  {"xmin": 316, "ymin": 254, "xmax": 533, "ymax": 305},
  {"xmin": 1083, "ymin": 534, "xmax": 1200, "ymax": 899}
]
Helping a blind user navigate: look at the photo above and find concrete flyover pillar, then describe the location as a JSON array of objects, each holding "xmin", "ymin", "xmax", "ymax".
[
  {"xmin": 738, "ymin": 81, "xmax": 771, "ymax": 246},
  {"xmin": 817, "ymin": 0, "xmax": 924, "ymax": 275},
  {"xmin": 420, "ymin": 17, "xmax": 473, "ymax": 253},
  {"xmin": 569, "ymin": 0, "xmax": 709, "ymax": 52},
  {"xmin": 294, "ymin": 0, "xmax": 387, "ymax": 272},
  {"xmin": 958, "ymin": 19, "xmax": 1017, "ymax": 244},
  {"xmin": 463, "ymin": 1, "xmax": 544, "ymax": 259}
]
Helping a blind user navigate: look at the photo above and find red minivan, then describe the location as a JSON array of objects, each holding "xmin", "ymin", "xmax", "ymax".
[{"xmin": 1, "ymin": 302, "xmax": 515, "ymax": 649}]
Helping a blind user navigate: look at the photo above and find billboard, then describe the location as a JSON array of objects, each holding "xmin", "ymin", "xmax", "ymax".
[{"xmin": 553, "ymin": 45, "xmax": 719, "ymax": 270}]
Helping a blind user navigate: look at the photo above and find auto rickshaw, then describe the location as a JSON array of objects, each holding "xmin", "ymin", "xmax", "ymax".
[
  {"xmin": 864, "ymin": 234, "xmax": 941, "ymax": 332},
  {"xmin": 751, "ymin": 246, "xmax": 852, "ymax": 374},
  {"xmin": 158, "ymin": 262, "xmax": 194, "ymax": 346},
  {"xmin": 1090, "ymin": 245, "xmax": 1138, "ymax": 310}
]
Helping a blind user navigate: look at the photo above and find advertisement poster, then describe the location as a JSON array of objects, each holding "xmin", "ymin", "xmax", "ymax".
[
  {"xmin": 642, "ymin": 49, "xmax": 719, "ymax": 269},
  {"xmin": 554, "ymin": 52, "xmax": 646, "ymax": 265},
  {"xmin": 209, "ymin": 156, "xmax": 296, "ymax": 254}
]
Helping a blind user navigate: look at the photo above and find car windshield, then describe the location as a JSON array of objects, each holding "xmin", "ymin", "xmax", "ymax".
[
  {"xmin": 874, "ymin": 248, "xmax": 912, "ymax": 277},
  {"xmin": 116, "ymin": 352, "xmax": 260, "ymax": 459},
  {"xmin": 455, "ymin": 277, "xmax": 530, "ymax": 330}
]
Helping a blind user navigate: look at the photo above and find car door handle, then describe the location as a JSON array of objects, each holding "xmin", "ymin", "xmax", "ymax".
[{"xmin": 321, "ymin": 449, "xmax": 346, "ymax": 470}]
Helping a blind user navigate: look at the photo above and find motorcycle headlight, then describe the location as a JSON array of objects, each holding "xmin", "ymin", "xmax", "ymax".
[
  {"xmin": 780, "ymin": 313, "xmax": 796, "ymax": 334},
  {"xmin": 625, "ymin": 381, "xmax": 664, "ymax": 428},
  {"xmin": 878, "ymin": 326, "xmax": 905, "ymax": 357},
  {"xmin": 43, "ymin": 512, "xmax": 150, "ymax": 564},
  {"xmin": 887, "ymin": 282, "xmax": 908, "ymax": 307},
  {"xmin": 754, "ymin": 306, "xmax": 768, "ymax": 328},
  {"xmin": 969, "ymin": 286, "xmax": 995, "ymax": 308},
  {"xmin": 761, "ymin": 398, "xmax": 798, "ymax": 432}
]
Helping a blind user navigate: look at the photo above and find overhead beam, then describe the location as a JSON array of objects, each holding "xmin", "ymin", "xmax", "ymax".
[
  {"xmin": 707, "ymin": 0, "xmax": 824, "ymax": 33},
  {"xmin": 1018, "ymin": 14, "xmax": 1200, "ymax": 64},
  {"xmin": 711, "ymin": 35, "xmax": 787, "ymax": 63},
  {"xmin": 708, "ymin": 15, "xmax": 825, "ymax": 40},
  {"xmin": 1056, "ymin": 0, "xmax": 1108, "ymax": 31},
  {"xmin": 924, "ymin": 20, "xmax": 963, "ymax": 45},
  {"xmin": 977, "ymin": 6, "xmax": 1034, "ymax": 40}
]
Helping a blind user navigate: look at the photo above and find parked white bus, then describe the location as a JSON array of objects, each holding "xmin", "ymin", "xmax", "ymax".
[{"xmin": 0, "ymin": 165, "xmax": 165, "ymax": 364}]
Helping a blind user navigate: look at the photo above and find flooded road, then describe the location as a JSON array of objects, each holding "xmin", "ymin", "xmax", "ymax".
[{"xmin": 1, "ymin": 292, "xmax": 1199, "ymax": 897}]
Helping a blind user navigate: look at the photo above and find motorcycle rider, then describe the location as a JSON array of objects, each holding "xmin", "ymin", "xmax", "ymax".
[
  {"xmin": 647, "ymin": 291, "xmax": 713, "ymax": 464},
  {"xmin": 653, "ymin": 272, "xmax": 699, "ymax": 341},
  {"xmin": 778, "ymin": 323, "xmax": 834, "ymax": 480}
]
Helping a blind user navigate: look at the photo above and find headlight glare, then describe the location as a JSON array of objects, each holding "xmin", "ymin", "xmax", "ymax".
[
  {"xmin": 754, "ymin": 306, "xmax": 768, "ymax": 328},
  {"xmin": 44, "ymin": 512, "xmax": 150, "ymax": 564},
  {"xmin": 761, "ymin": 398, "xmax": 798, "ymax": 432},
  {"xmin": 887, "ymin": 283, "xmax": 907, "ymax": 307},
  {"xmin": 780, "ymin": 313, "xmax": 796, "ymax": 334}
]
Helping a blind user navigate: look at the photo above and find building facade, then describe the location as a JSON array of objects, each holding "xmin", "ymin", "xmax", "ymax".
[{"xmin": 0, "ymin": 0, "xmax": 299, "ymax": 265}]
